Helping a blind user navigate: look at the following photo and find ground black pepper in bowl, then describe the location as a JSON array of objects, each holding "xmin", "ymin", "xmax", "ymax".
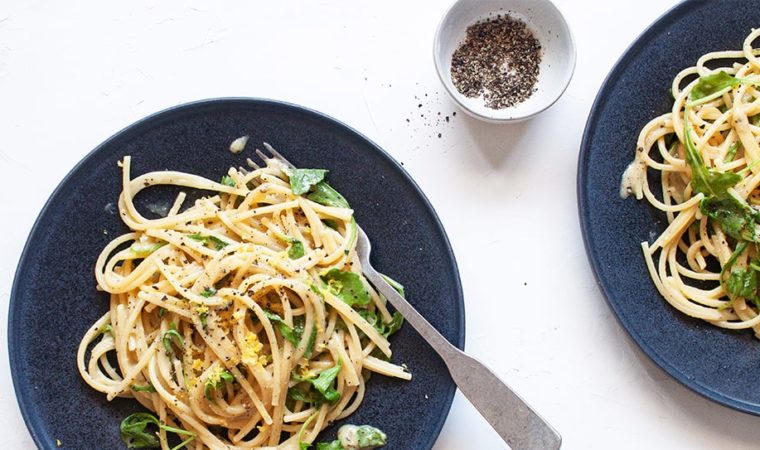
[{"xmin": 450, "ymin": 14, "xmax": 542, "ymax": 110}]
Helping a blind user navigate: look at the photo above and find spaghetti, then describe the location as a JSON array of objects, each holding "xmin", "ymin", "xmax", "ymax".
[
  {"xmin": 621, "ymin": 29, "xmax": 760, "ymax": 338},
  {"xmin": 77, "ymin": 151, "xmax": 409, "ymax": 449}
]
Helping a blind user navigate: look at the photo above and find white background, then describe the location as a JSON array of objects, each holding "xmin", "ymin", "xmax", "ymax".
[{"xmin": 1, "ymin": 0, "xmax": 757, "ymax": 449}]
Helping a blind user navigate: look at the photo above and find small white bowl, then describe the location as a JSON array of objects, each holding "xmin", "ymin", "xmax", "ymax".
[{"xmin": 434, "ymin": 0, "xmax": 576, "ymax": 123}]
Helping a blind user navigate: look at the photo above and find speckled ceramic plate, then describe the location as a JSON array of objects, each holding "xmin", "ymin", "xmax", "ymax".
[
  {"xmin": 9, "ymin": 98, "xmax": 465, "ymax": 449},
  {"xmin": 579, "ymin": 0, "xmax": 760, "ymax": 414}
]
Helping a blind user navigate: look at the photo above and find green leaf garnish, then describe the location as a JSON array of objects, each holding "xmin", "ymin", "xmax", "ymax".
[
  {"xmin": 726, "ymin": 142, "xmax": 740, "ymax": 163},
  {"xmin": 726, "ymin": 267, "xmax": 758, "ymax": 299},
  {"xmin": 382, "ymin": 312, "xmax": 404, "ymax": 338},
  {"xmin": 304, "ymin": 325, "xmax": 317, "ymax": 358},
  {"xmin": 120, "ymin": 412, "xmax": 195, "ymax": 450},
  {"xmin": 288, "ymin": 240, "xmax": 305, "ymax": 259},
  {"xmin": 306, "ymin": 182, "xmax": 350, "ymax": 208},
  {"xmin": 131, "ymin": 384, "xmax": 157, "ymax": 393},
  {"xmin": 99, "ymin": 323, "xmax": 113, "ymax": 336},
  {"xmin": 379, "ymin": 274, "xmax": 405, "ymax": 297},
  {"xmin": 287, "ymin": 168, "xmax": 329, "ymax": 195},
  {"xmin": 310, "ymin": 359, "xmax": 342, "ymax": 403},
  {"xmin": 690, "ymin": 71, "xmax": 741, "ymax": 100},
  {"xmin": 162, "ymin": 322, "xmax": 184, "ymax": 355},
  {"xmin": 220, "ymin": 175, "xmax": 236, "ymax": 187},
  {"xmin": 263, "ymin": 310, "xmax": 302, "ymax": 347},
  {"xmin": 120, "ymin": 412, "xmax": 159, "ymax": 448},
  {"xmin": 271, "ymin": 231, "xmax": 306, "ymax": 259},
  {"xmin": 288, "ymin": 387, "xmax": 324, "ymax": 408},
  {"xmin": 316, "ymin": 442, "xmax": 344, "ymax": 450},
  {"xmin": 200, "ymin": 287, "xmax": 217, "ymax": 298},
  {"xmin": 354, "ymin": 425, "xmax": 388, "ymax": 447},
  {"xmin": 358, "ymin": 310, "xmax": 404, "ymax": 338},
  {"xmin": 130, "ymin": 241, "xmax": 166, "ymax": 256},
  {"xmin": 701, "ymin": 195, "xmax": 759, "ymax": 242},
  {"xmin": 204, "ymin": 369, "xmax": 234, "ymax": 401},
  {"xmin": 322, "ymin": 219, "xmax": 340, "ymax": 230},
  {"xmin": 321, "ymin": 269, "xmax": 370, "ymax": 307},
  {"xmin": 187, "ymin": 233, "xmax": 230, "ymax": 250},
  {"xmin": 684, "ymin": 108, "xmax": 741, "ymax": 198}
]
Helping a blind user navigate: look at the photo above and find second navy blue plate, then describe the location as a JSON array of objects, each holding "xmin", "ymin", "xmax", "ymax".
[
  {"xmin": 579, "ymin": 0, "xmax": 760, "ymax": 414},
  {"xmin": 9, "ymin": 98, "xmax": 465, "ymax": 449}
]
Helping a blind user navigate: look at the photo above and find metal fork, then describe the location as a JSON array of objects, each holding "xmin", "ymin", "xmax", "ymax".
[{"xmin": 254, "ymin": 144, "xmax": 562, "ymax": 450}]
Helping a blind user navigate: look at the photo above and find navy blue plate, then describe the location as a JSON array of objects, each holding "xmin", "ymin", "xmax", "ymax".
[
  {"xmin": 579, "ymin": 0, "xmax": 760, "ymax": 414},
  {"xmin": 9, "ymin": 98, "xmax": 465, "ymax": 449}
]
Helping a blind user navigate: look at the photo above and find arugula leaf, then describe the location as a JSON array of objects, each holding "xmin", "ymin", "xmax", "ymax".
[
  {"xmin": 684, "ymin": 109, "xmax": 741, "ymax": 197},
  {"xmin": 120, "ymin": 412, "xmax": 195, "ymax": 450},
  {"xmin": 204, "ymin": 369, "xmax": 234, "ymax": 401},
  {"xmin": 199, "ymin": 312, "xmax": 208, "ymax": 327},
  {"xmin": 162, "ymin": 322, "xmax": 184, "ymax": 355},
  {"xmin": 354, "ymin": 425, "xmax": 388, "ymax": 447},
  {"xmin": 304, "ymin": 325, "xmax": 317, "ymax": 358},
  {"xmin": 187, "ymin": 233, "xmax": 207, "ymax": 243},
  {"xmin": 130, "ymin": 241, "xmax": 166, "ymax": 256},
  {"xmin": 358, "ymin": 310, "xmax": 404, "ymax": 338},
  {"xmin": 187, "ymin": 233, "xmax": 230, "ymax": 250},
  {"xmin": 720, "ymin": 242, "xmax": 750, "ymax": 309},
  {"xmin": 316, "ymin": 425, "xmax": 387, "ymax": 450},
  {"xmin": 120, "ymin": 412, "xmax": 160, "ymax": 448},
  {"xmin": 311, "ymin": 359, "xmax": 342, "ymax": 403},
  {"xmin": 321, "ymin": 269, "xmax": 370, "ymax": 307},
  {"xmin": 289, "ymin": 240, "xmax": 305, "ymax": 259},
  {"xmin": 726, "ymin": 268, "xmax": 758, "ymax": 299},
  {"xmin": 297, "ymin": 411, "xmax": 318, "ymax": 450},
  {"xmin": 220, "ymin": 175, "xmax": 236, "ymax": 187},
  {"xmin": 200, "ymin": 287, "xmax": 217, "ymax": 298},
  {"xmin": 380, "ymin": 274, "xmax": 405, "ymax": 297},
  {"xmin": 292, "ymin": 360, "xmax": 343, "ymax": 404},
  {"xmin": 283, "ymin": 165, "xmax": 349, "ymax": 208},
  {"xmin": 287, "ymin": 168, "xmax": 329, "ymax": 195},
  {"xmin": 309, "ymin": 284, "xmax": 324, "ymax": 298},
  {"xmin": 383, "ymin": 312, "xmax": 404, "ymax": 338},
  {"xmin": 263, "ymin": 310, "xmax": 302, "ymax": 346},
  {"xmin": 700, "ymin": 196, "xmax": 759, "ymax": 241},
  {"xmin": 690, "ymin": 71, "xmax": 741, "ymax": 100},
  {"xmin": 271, "ymin": 231, "xmax": 306, "ymax": 259},
  {"xmin": 131, "ymin": 384, "xmax": 157, "ymax": 393},
  {"xmin": 358, "ymin": 309, "xmax": 380, "ymax": 328},
  {"xmin": 726, "ymin": 142, "xmax": 740, "ymax": 162},
  {"xmin": 306, "ymin": 182, "xmax": 350, "ymax": 209},
  {"xmin": 288, "ymin": 387, "xmax": 324, "ymax": 407},
  {"xmin": 209, "ymin": 236, "xmax": 229, "ymax": 250},
  {"xmin": 322, "ymin": 219, "xmax": 340, "ymax": 230},
  {"xmin": 723, "ymin": 242, "xmax": 749, "ymax": 276}
]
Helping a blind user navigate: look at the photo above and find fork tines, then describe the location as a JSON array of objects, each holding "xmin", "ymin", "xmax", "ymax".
[{"xmin": 246, "ymin": 142, "xmax": 296, "ymax": 171}]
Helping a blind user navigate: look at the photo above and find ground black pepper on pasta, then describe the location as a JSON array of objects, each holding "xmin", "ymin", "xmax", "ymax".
[{"xmin": 450, "ymin": 14, "xmax": 542, "ymax": 109}]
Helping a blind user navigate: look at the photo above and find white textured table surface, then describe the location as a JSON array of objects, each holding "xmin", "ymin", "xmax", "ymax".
[{"xmin": 2, "ymin": 1, "xmax": 759, "ymax": 449}]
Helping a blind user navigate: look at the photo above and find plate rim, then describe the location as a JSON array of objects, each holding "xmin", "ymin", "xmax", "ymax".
[
  {"xmin": 8, "ymin": 97, "xmax": 466, "ymax": 448},
  {"xmin": 575, "ymin": 0, "xmax": 760, "ymax": 415}
]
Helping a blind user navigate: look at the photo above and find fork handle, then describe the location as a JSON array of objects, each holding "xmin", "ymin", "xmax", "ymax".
[{"xmin": 363, "ymin": 268, "xmax": 562, "ymax": 450}]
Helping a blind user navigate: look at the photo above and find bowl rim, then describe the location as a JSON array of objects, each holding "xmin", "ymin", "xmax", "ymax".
[{"xmin": 432, "ymin": 0, "xmax": 577, "ymax": 123}]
